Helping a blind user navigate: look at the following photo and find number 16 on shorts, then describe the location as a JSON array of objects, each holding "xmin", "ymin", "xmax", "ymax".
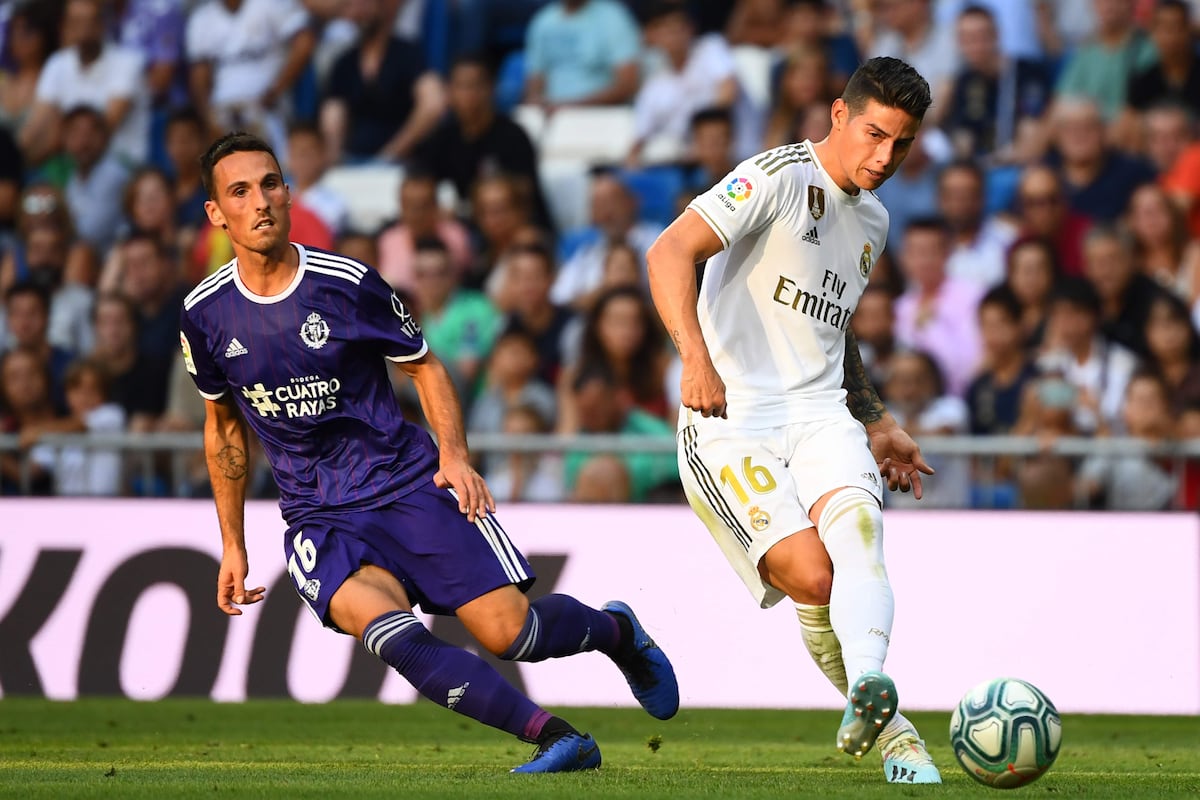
[{"xmin": 288, "ymin": 530, "xmax": 323, "ymax": 603}]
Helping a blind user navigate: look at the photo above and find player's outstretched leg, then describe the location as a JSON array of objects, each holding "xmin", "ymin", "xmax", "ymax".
[
  {"xmin": 361, "ymin": 610, "xmax": 600, "ymax": 774},
  {"xmin": 495, "ymin": 594, "xmax": 679, "ymax": 720},
  {"xmin": 795, "ymin": 603, "xmax": 940, "ymax": 781},
  {"xmin": 837, "ymin": 670, "xmax": 897, "ymax": 758},
  {"xmin": 600, "ymin": 601, "xmax": 680, "ymax": 720}
]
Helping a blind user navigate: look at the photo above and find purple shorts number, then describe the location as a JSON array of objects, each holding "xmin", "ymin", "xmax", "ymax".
[{"xmin": 282, "ymin": 480, "xmax": 535, "ymax": 627}]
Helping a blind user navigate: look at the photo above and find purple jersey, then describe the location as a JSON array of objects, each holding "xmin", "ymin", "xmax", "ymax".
[{"xmin": 179, "ymin": 244, "xmax": 439, "ymax": 523}]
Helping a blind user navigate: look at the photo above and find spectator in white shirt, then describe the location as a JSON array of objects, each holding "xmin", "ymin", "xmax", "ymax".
[
  {"xmin": 19, "ymin": 0, "xmax": 148, "ymax": 165},
  {"xmin": 62, "ymin": 107, "xmax": 130, "ymax": 256},
  {"xmin": 627, "ymin": 1, "xmax": 737, "ymax": 166},
  {"xmin": 186, "ymin": 0, "xmax": 315, "ymax": 160},
  {"xmin": 938, "ymin": 159, "xmax": 1018, "ymax": 288},
  {"xmin": 551, "ymin": 172, "xmax": 663, "ymax": 310},
  {"xmin": 866, "ymin": 0, "xmax": 958, "ymax": 123},
  {"xmin": 51, "ymin": 358, "xmax": 127, "ymax": 496}
]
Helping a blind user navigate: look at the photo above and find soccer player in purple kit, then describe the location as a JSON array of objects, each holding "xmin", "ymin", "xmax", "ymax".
[{"xmin": 179, "ymin": 132, "xmax": 679, "ymax": 773}]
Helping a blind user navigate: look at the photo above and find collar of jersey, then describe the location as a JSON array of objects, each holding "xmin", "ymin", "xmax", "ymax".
[
  {"xmin": 805, "ymin": 139, "xmax": 862, "ymax": 207},
  {"xmin": 232, "ymin": 242, "xmax": 308, "ymax": 304}
]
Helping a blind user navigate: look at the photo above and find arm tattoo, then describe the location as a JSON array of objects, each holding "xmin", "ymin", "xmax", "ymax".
[
  {"xmin": 216, "ymin": 445, "xmax": 248, "ymax": 481},
  {"xmin": 842, "ymin": 329, "xmax": 886, "ymax": 425},
  {"xmin": 671, "ymin": 329, "xmax": 684, "ymax": 354}
]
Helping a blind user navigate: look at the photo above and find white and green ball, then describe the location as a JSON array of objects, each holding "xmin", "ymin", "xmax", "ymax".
[{"xmin": 949, "ymin": 677, "xmax": 1062, "ymax": 789}]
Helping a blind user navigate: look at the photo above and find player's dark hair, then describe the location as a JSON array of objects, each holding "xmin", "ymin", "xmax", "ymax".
[
  {"xmin": 5, "ymin": 280, "xmax": 51, "ymax": 313},
  {"xmin": 1050, "ymin": 276, "xmax": 1102, "ymax": 317},
  {"xmin": 200, "ymin": 131, "xmax": 282, "ymax": 199},
  {"xmin": 841, "ymin": 57, "xmax": 932, "ymax": 121},
  {"xmin": 938, "ymin": 158, "xmax": 986, "ymax": 189},
  {"xmin": 978, "ymin": 285, "xmax": 1023, "ymax": 322},
  {"xmin": 690, "ymin": 106, "xmax": 733, "ymax": 132}
]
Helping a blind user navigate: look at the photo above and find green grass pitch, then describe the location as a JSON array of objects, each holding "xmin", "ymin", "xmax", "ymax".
[{"xmin": 1, "ymin": 699, "xmax": 1197, "ymax": 799}]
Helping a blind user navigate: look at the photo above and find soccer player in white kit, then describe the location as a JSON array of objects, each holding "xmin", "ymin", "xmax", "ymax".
[{"xmin": 647, "ymin": 57, "xmax": 941, "ymax": 784}]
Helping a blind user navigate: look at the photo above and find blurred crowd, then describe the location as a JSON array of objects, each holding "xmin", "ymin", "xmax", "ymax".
[{"xmin": 1, "ymin": 0, "xmax": 1199, "ymax": 510}]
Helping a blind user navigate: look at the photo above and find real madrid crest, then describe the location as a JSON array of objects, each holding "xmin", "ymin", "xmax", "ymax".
[
  {"xmin": 859, "ymin": 243, "xmax": 873, "ymax": 278},
  {"xmin": 807, "ymin": 184, "xmax": 826, "ymax": 221},
  {"xmin": 748, "ymin": 505, "xmax": 771, "ymax": 532},
  {"xmin": 300, "ymin": 311, "xmax": 330, "ymax": 349}
]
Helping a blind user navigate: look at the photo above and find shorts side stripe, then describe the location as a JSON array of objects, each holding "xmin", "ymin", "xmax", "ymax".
[
  {"xmin": 481, "ymin": 514, "xmax": 529, "ymax": 581},
  {"xmin": 474, "ymin": 514, "xmax": 528, "ymax": 584},
  {"xmin": 683, "ymin": 426, "xmax": 753, "ymax": 549}
]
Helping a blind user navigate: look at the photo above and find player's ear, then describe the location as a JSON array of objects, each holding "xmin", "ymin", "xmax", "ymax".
[
  {"xmin": 831, "ymin": 98, "xmax": 848, "ymax": 132},
  {"xmin": 205, "ymin": 198, "xmax": 227, "ymax": 230}
]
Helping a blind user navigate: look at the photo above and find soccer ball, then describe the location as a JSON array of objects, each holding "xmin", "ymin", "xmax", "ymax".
[{"xmin": 949, "ymin": 677, "xmax": 1062, "ymax": 789}]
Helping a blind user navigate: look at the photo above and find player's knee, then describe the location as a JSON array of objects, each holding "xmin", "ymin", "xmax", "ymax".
[
  {"xmin": 783, "ymin": 566, "xmax": 834, "ymax": 605},
  {"xmin": 485, "ymin": 613, "xmax": 530, "ymax": 658}
]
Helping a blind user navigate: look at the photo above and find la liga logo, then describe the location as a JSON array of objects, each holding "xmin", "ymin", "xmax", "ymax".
[{"xmin": 726, "ymin": 177, "xmax": 753, "ymax": 202}]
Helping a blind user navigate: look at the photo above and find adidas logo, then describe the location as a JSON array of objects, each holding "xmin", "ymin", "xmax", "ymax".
[
  {"xmin": 224, "ymin": 337, "xmax": 249, "ymax": 358},
  {"xmin": 447, "ymin": 682, "xmax": 470, "ymax": 710},
  {"xmin": 802, "ymin": 227, "xmax": 821, "ymax": 245}
]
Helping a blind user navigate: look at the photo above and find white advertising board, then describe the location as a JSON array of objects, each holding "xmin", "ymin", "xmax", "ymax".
[{"xmin": 0, "ymin": 501, "xmax": 1195, "ymax": 713}]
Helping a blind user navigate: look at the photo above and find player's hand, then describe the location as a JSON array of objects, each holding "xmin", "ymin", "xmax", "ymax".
[
  {"xmin": 681, "ymin": 358, "xmax": 728, "ymax": 419},
  {"xmin": 217, "ymin": 549, "xmax": 265, "ymax": 616},
  {"xmin": 869, "ymin": 425, "xmax": 934, "ymax": 499},
  {"xmin": 434, "ymin": 457, "xmax": 496, "ymax": 522}
]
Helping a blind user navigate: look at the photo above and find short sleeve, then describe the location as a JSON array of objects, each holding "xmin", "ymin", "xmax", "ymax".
[
  {"xmin": 604, "ymin": 4, "xmax": 642, "ymax": 65},
  {"xmin": 523, "ymin": 12, "xmax": 548, "ymax": 76},
  {"xmin": 358, "ymin": 268, "xmax": 428, "ymax": 362},
  {"xmin": 185, "ymin": 10, "xmax": 216, "ymax": 61},
  {"xmin": 108, "ymin": 49, "xmax": 144, "ymax": 99},
  {"xmin": 275, "ymin": 0, "xmax": 310, "ymax": 39},
  {"xmin": 34, "ymin": 53, "xmax": 64, "ymax": 103},
  {"xmin": 179, "ymin": 308, "xmax": 228, "ymax": 399},
  {"xmin": 687, "ymin": 159, "xmax": 781, "ymax": 250}
]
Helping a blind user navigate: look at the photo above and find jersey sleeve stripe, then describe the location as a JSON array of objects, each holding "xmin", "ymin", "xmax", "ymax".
[
  {"xmin": 384, "ymin": 340, "xmax": 429, "ymax": 362},
  {"xmin": 306, "ymin": 264, "xmax": 363, "ymax": 284},
  {"xmin": 183, "ymin": 272, "xmax": 235, "ymax": 310},
  {"xmin": 308, "ymin": 251, "xmax": 368, "ymax": 275},
  {"xmin": 692, "ymin": 204, "xmax": 731, "ymax": 248},
  {"xmin": 197, "ymin": 387, "xmax": 227, "ymax": 400},
  {"xmin": 186, "ymin": 262, "xmax": 234, "ymax": 298}
]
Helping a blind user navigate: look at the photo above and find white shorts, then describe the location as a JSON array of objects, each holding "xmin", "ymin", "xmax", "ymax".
[{"xmin": 676, "ymin": 411, "xmax": 883, "ymax": 608}]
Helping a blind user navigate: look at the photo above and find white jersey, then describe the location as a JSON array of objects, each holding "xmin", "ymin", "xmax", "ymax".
[{"xmin": 687, "ymin": 140, "xmax": 889, "ymax": 429}]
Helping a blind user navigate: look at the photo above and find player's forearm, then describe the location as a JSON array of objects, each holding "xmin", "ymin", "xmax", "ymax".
[
  {"xmin": 409, "ymin": 355, "xmax": 471, "ymax": 461},
  {"xmin": 647, "ymin": 235, "xmax": 713, "ymax": 367},
  {"xmin": 204, "ymin": 410, "xmax": 249, "ymax": 551},
  {"xmin": 842, "ymin": 329, "xmax": 891, "ymax": 428}
]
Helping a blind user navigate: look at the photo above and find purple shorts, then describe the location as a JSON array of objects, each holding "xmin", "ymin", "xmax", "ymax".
[{"xmin": 282, "ymin": 481, "xmax": 535, "ymax": 626}]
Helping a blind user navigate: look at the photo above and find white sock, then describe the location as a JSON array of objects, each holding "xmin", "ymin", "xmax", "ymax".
[{"xmin": 818, "ymin": 487, "xmax": 894, "ymax": 690}]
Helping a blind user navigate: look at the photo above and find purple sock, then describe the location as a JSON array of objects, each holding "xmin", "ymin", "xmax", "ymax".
[
  {"xmin": 363, "ymin": 610, "xmax": 547, "ymax": 741},
  {"xmin": 500, "ymin": 593, "xmax": 622, "ymax": 663}
]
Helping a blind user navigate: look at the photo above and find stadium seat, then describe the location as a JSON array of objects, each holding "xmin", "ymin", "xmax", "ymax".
[
  {"xmin": 512, "ymin": 103, "xmax": 546, "ymax": 147},
  {"xmin": 538, "ymin": 158, "xmax": 592, "ymax": 232},
  {"xmin": 495, "ymin": 51, "xmax": 526, "ymax": 114},
  {"xmin": 539, "ymin": 107, "xmax": 637, "ymax": 163},
  {"xmin": 620, "ymin": 166, "xmax": 685, "ymax": 229},
  {"xmin": 731, "ymin": 45, "xmax": 775, "ymax": 111},
  {"xmin": 985, "ymin": 164, "xmax": 1023, "ymax": 216},
  {"xmin": 318, "ymin": 163, "xmax": 405, "ymax": 233}
]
